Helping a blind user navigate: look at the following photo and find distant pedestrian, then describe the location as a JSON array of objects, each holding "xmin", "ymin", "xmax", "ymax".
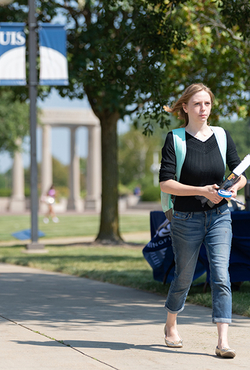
[
  {"xmin": 133, "ymin": 185, "xmax": 141, "ymax": 197},
  {"xmin": 43, "ymin": 184, "xmax": 59, "ymax": 224}
]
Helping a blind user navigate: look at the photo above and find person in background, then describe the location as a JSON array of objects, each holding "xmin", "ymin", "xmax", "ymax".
[
  {"xmin": 159, "ymin": 83, "xmax": 247, "ymax": 358},
  {"xmin": 43, "ymin": 184, "xmax": 59, "ymax": 224},
  {"xmin": 133, "ymin": 185, "xmax": 141, "ymax": 197}
]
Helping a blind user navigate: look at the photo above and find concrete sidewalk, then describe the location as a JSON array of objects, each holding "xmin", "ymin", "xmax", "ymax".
[{"xmin": 0, "ymin": 263, "xmax": 249, "ymax": 370}]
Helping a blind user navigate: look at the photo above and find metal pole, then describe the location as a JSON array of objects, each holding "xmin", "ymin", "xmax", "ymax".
[{"xmin": 27, "ymin": 0, "xmax": 44, "ymax": 250}]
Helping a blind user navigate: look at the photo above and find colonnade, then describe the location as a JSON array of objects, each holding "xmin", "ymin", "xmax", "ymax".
[{"xmin": 8, "ymin": 108, "xmax": 102, "ymax": 213}]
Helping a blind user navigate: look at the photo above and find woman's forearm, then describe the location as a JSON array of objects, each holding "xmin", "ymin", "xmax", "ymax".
[
  {"xmin": 160, "ymin": 179, "xmax": 223, "ymax": 204},
  {"xmin": 160, "ymin": 179, "xmax": 206, "ymax": 197},
  {"xmin": 160, "ymin": 175, "xmax": 248, "ymax": 204}
]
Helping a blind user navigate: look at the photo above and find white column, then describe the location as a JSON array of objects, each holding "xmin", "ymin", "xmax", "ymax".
[
  {"xmin": 40, "ymin": 124, "xmax": 53, "ymax": 213},
  {"xmin": 85, "ymin": 125, "xmax": 101, "ymax": 211},
  {"xmin": 41, "ymin": 124, "xmax": 52, "ymax": 195},
  {"xmin": 67, "ymin": 126, "xmax": 82, "ymax": 211},
  {"xmin": 9, "ymin": 139, "xmax": 25, "ymax": 212},
  {"xmin": 151, "ymin": 151, "xmax": 160, "ymax": 187}
]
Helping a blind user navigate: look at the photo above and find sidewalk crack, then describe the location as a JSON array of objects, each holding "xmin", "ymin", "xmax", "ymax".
[{"xmin": 0, "ymin": 314, "xmax": 120, "ymax": 370}]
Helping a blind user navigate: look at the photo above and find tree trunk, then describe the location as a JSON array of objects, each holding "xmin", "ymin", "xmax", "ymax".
[{"xmin": 95, "ymin": 113, "xmax": 123, "ymax": 244}]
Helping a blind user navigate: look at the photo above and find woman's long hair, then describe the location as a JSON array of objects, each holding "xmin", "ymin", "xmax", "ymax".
[{"xmin": 164, "ymin": 83, "xmax": 214, "ymax": 127}]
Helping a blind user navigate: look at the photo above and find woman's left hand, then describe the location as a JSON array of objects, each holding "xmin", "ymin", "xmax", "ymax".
[
  {"xmin": 230, "ymin": 189, "xmax": 238, "ymax": 199},
  {"xmin": 227, "ymin": 175, "xmax": 247, "ymax": 201}
]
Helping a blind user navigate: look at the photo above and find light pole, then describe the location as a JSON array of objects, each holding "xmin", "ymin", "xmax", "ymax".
[
  {"xmin": 0, "ymin": 0, "xmax": 43, "ymax": 249},
  {"xmin": 26, "ymin": 0, "xmax": 44, "ymax": 250}
]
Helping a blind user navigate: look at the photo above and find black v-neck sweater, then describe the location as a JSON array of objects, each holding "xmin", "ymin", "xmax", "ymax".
[{"xmin": 159, "ymin": 130, "xmax": 242, "ymax": 212}]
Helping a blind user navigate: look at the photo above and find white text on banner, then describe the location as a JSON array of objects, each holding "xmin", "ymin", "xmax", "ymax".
[{"xmin": 0, "ymin": 22, "xmax": 26, "ymax": 86}]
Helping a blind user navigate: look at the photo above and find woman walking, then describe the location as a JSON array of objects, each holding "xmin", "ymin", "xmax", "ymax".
[{"xmin": 159, "ymin": 83, "xmax": 247, "ymax": 358}]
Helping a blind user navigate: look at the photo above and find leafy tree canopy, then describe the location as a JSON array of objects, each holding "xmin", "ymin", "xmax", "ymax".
[
  {"xmin": 0, "ymin": 91, "xmax": 29, "ymax": 152},
  {"xmin": 218, "ymin": 0, "xmax": 250, "ymax": 39},
  {"xmin": 158, "ymin": 0, "xmax": 250, "ymax": 127}
]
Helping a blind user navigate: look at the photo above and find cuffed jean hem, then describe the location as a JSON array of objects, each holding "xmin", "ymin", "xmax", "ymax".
[
  {"xmin": 165, "ymin": 305, "xmax": 185, "ymax": 315},
  {"xmin": 212, "ymin": 318, "xmax": 232, "ymax": 324}
]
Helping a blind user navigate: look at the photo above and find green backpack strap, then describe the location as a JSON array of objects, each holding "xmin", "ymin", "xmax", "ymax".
[
  {"xmin": 173, "ymin": 128, "xmax": 186, "ymax": 181},
  {"xmin": 210, "ymin": 126, "xmax": 227, "ymax": 170},
  {"xmin": 161, "ymin": 128, "xmax": 186, "ymax": 212}
]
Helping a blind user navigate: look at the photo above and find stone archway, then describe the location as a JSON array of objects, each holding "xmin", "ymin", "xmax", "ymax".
[{"xmin": 9, "ymin": 108, "xmax": 102, "ymax": 213}]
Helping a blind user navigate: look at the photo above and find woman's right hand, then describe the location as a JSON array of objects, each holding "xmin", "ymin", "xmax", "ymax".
[{"xmin": 202, "ymin": 184, "xmax": 222, "ymax": 204}]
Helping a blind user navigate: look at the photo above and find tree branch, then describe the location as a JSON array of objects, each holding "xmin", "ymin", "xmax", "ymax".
[{"xmin": 195, "ymin": 10, "xmax": 248, "ymax": 44}]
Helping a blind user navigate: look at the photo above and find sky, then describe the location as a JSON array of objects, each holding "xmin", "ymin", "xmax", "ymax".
[{"xmin": 0, "ymin": 89, "xmax": 130, "ymax": 174}]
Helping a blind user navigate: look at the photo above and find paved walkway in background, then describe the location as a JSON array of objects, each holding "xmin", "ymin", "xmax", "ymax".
[
  {"xmin": 0, "ymin": 231, "xmax": 151, "ymax": 247},
  {"xmin": 0, "ymin": 262, "xmax": 250, "ymax": 370}
]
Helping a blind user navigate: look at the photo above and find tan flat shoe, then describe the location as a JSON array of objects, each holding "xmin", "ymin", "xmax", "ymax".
[
  {"xmin": 215, "ymin": 346, "xmax": 236, "ymax": 358},
  {"xmin": 164, "ymin": 325, "xmax": 183, "ymax": 348}
]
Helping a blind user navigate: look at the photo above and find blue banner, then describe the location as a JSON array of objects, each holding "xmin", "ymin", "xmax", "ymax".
[
  {"xmin": 39, "ymin": 24, "xmax": 68, "ymax": 86},
  {"xmin": 0, "ymin": 23, "xmax": 26, "ymax": 86}
]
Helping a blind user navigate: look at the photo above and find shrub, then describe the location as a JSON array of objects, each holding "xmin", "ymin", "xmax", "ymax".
[
  {"xmin": 0, "ymin": 188, "xmax": 11, "ymax": 197},
  {"xmin": 24, "ymin": 187, "xmax": 30, "ymax": 197},
  {"xmin": 119, "ymin": 183, "xmax": 132, "ymax": 197},
  {"xmin": 141, "ymin": 185, "xmax": 160, "ymax": 201}
]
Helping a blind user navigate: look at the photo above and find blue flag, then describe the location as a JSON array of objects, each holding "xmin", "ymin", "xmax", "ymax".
[
  {"xmin": 39, "ymin": 24, "xmax": 68, "ymax": 86},
  {"xmin": 0, "ymin": 23, "xmax": 26, "ymax": 86}
]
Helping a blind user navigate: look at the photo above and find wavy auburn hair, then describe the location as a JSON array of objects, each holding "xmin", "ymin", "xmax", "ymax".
[{"xmin": 163, "ymin": 83, "xmax": 215, "ymax": 127}]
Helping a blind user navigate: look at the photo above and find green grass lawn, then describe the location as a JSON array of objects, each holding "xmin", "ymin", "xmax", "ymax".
[
  {"xmin": 0, "ymin": 242, "xmax": 249, "ymax": 318},
  {"xmin": 0, "ymin": 214, "xmax": 150, "ymax": 241}
]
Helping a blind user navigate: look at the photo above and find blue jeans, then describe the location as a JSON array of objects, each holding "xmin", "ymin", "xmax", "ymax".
[{"xmin": 165, "ymin": 203, "xmax": 232, "ymax": 323}]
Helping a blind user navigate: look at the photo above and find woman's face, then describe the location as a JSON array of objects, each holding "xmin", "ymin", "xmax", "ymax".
[{"xmin": 182, "ymin": 90, "xmax": 212, "ymax": 125}]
